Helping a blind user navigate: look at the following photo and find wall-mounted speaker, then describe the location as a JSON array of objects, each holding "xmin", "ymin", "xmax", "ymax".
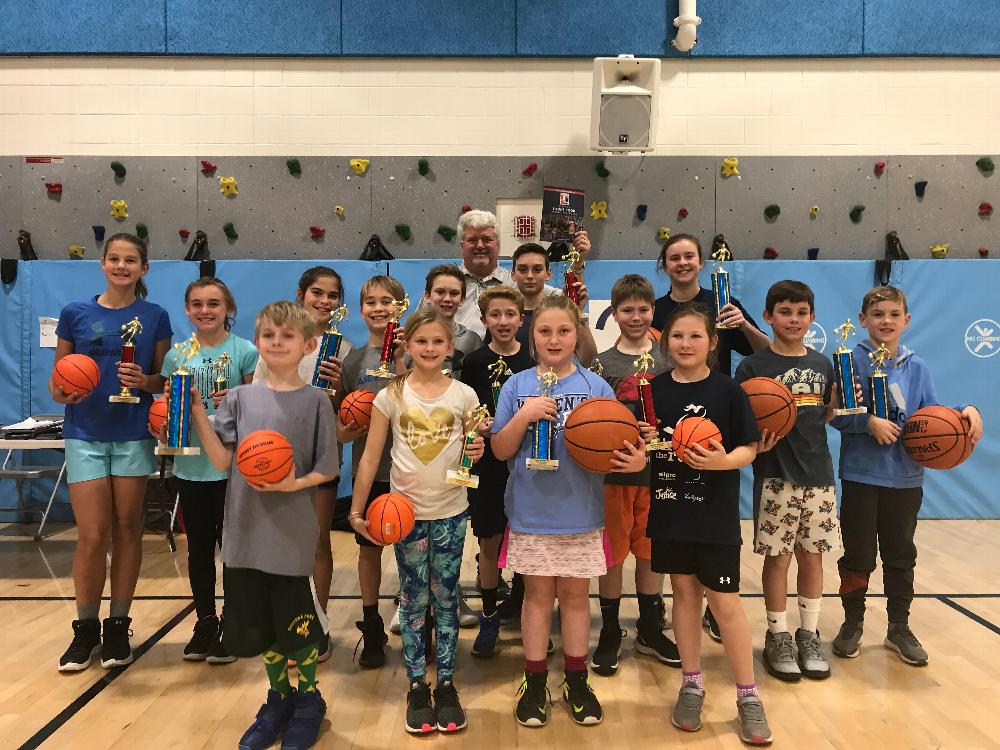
[{"xmin": 589, "ymin": 56, "xmax": 661, "ymax": 153}]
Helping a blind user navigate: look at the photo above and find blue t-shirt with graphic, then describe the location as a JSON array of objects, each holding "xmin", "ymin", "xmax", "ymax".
[
  {"xmin": 160, "ymin": 334, "xmax": 258, "ymax": 481},
  {"xmin": 56, "ymin": 297, "xmax": 173, "ymax": 442},
  {"xmin": 492, "ymin": 366, "xmax": 613, "ymax": 535}
]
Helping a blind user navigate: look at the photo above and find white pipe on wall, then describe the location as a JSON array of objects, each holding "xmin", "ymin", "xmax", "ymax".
[{"xmin": 672, "ymin": 0, "xmax": 701, "ymax": 52}]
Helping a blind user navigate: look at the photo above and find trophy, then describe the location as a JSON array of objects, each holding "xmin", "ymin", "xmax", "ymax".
[
  {"xmin": 109, "ymin": 317, "xmax": 143, "ymax": 403},
  {"xmin": 368, "ymin": 294, "xmax": 410, "ymax": 379},
  {"xmin": 868, "ymin": 342, "xmax": 890, "ymax": 420},
  {"xmin": 634, "ymin": 351, "xmax": 667, "ymax": 452},
  {"xmin": 312, "ymin": 305, "xmax": 348, "ymax": 394},
  {"xmin": 446, "ymin": 404, "xmax": 491, "ymax": 488},
  {"xmin": 156, "ymin": 333, "xmax": 202, "ymax": 456},
  {"xmin": 832, "ymin": 320, "xmax": 866, "ymax": 416},
  {"xmin": 487, "ymin": 356, "xmax": 513, "ymax": 410},
  {"xmin": 526, "ymin": 368, "xmax": 560, "ymax": 470},
  {"xmin": 211, "ymin": 352, "xmax": 231, "ymax": 395},
  {"xmin": 562, "ymin": 248, "xmax": 583, "ymax": 306},
  {"xmin": 588, "ymin": 357, "xmax": 604, "ymax": 377},
  {"xmin": 710, "ymin": 241, "xmax": 736, "ymax": 329}
]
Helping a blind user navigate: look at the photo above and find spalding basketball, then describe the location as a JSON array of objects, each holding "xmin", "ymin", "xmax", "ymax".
[
  {"xmin": 367, "ymin": 492, "xmax": 416, "ymax": 545},
  {"xmin": 672, "ymin": 416, "xmax": 722, "ymax": 462},
  {"xmin": 903, "ymin": 406, "xmax": 973, "ymax": 470},
  {"xmin": 148, "ymin": 395, "xmax": 169, "ymax": 433},
  {"xmin": 339, "ymin": 389, "xmax": 376, "ymax": 429},
  {"xmin": 237, "ymin": 430, "xmax": 295, "ymax": 486},
  {"xmin": 563, "ymin": 398, "xmax": 641, "ymax": 473},
  {"xmin": 52, "ymin": 353, "xmax": 100, "ymax": 397},
  {"xmin": 740, "ymin": 377, "xmax": 797, "ymax": 438}
]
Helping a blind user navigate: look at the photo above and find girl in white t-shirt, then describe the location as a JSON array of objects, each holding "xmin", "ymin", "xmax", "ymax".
[{"xmin": 350, "ymin": 308, "xmax": 484, "ymax": 735}]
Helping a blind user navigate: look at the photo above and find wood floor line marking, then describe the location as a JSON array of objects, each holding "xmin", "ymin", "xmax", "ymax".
[{"xmin": 937, "ymin": 596, "xmax": 1000, "ymax": 636}]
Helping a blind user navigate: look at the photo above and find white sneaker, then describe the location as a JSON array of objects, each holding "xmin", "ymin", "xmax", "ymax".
[
  {"xmin": 458, "ymin": 586, "xmax": 478, "ymax": 628},
  {"xmin": 390, "ymin": 595, "xmax": 402, "ymax": 635}
]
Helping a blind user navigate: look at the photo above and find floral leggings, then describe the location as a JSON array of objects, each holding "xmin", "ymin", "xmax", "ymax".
[{"xmin": 393, "ymin": 510, "xmax": 468, "ymax": 681}]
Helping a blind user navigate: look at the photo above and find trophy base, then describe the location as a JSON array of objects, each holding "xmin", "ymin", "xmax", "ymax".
[
  {"xmin": 312, "ymin": 385, "xmax": 337, "ymax": 396},
  {"xmin": 108, "ymin": 395, "xmax": 141, "ymax": 404},
  {"xmin": 526, "ymin": 458, "xmax": 559, "ymax": 471},
  {"xmin": 715, "ymin": 322, "xmax": 738, "ymax": 329},
  {"xmin": 155, "ymin": 445, "xmax": 201, "ymax": 456},
  {"xmin": 834, "ymin": 407, "xmax": 867, "ymax": 416},
  {"xmin": 644, "ymin": 439, "xmax": 670, "ymax": 453},
  {"xmin": 446, "ymin": 470, "xmax": 479, "ymax": 488},
  {"xmin": 366, "ymin": 366, "xmax": 393, "ymax": 379}
]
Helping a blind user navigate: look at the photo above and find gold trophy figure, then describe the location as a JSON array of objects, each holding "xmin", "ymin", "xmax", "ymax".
[
  {"xmin": 869, "ymin": 342, "xmax": 891, "ymax": 419},
  {"xmin": 313, "ymin": 305, "xmax": 349, "ymax": 393},
  {"xmin": 832, "ymin": 320, "xmax": 866, "ymax": 415},
  {"xmin": 487, "ymin": 356, "xmax": 513, "ymax": 410},
  {"xmin": 527, "ymin": 368, "xmax": 560, "ymax": 470},
  {"xmin": 156, "ymin": 333, "xmax": 202, "ymax": 456},
  {"xmin": 109, "ymin": 316, "xmax": 143, "ymax": 403},
  {"xmin": 711, "ymin": 242, "xmax": 736, "ymax": 329},
  {"xmin": 446, "ymin": 404, "xmax": 491, "ymax": 488},
  {"xmin": 212, "ymin": 352, "xmax": 232, "ymax": 395},
  {"xmin": 588, "ymin": 357, "xmax": 605, "ymax": 377},
  {"xmin": 368, "ymin": 294, "xmax": 410, "ymax": 379}
]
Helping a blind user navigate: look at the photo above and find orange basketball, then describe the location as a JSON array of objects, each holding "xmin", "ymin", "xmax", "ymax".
[
  {"xmin": 366, "ymin": 492, "xmax": 416, "ymax": 545},
  {"xmin": 740, "ymin": 377, "xmax": 797, "ymax": 438},
  {"xmin": 672, "ymin": 416, "xmax": 722, "ymax": 462},
  {"xmin": 563, "ymin": 397, "xmax": 641, "ymax": 473},
  {"xmin": 237, "ymin": 430, "xmax": 295, "ymax": 485},
  {"xmin": 52, "ymin": 353, "xmax": 100, "ymax": 397},
  {"xmin": 903, "ymin": 406, "xmax": 973, "ymax": 470},
  {"xmin": 148, "ymin": 395, "xmax": 169, "ymax": 433},
  {"xmin": 339, "ymin": 389, "xmax": 376, "ymax": 429}
]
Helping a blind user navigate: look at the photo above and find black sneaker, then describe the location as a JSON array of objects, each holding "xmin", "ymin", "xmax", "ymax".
[
  {"xmin": 496, "ymin": 573, "xmax": 512, "ymax": 598},
  {"xmin": 354, "ymin": 616, "xmax": 388, "ymax": 669},
  {"xmin": 589, "ymin": 624, "xmax": 624, "ymax": 676},
  {"xmin": 498, "ymin": 595, "xmax": 519, "ymax": 626},
  {"xmin": 655, "ymin": 594, "xmax": 669, "ymax": 630},
  {"xmin": 634, "ymin": 623, "xmax": 682, "ymax": 667},
  {"xmin": 561, "ymin": 671, "xmax": 603, "ymax": 725},
  {"xmin": 101, "ymin": 616, "xmax": 133, "ymax": 668},
  {"xmin": 434, "ymin": 679, "xmax": 467, "ymax": 732},
  {"xmin": 702, "ymin": 605, "xmax": 722, "ymax": 643},
  {"xmin": 405, "ymin": 679, "xmax": 436, "ymax": 734},
  {"xmin": 58, "ymin": 619, "xmax": 101, "ymax": 673},
  {"xmin": 183, "ymin": 615, "xmax": 218, "ymax": 661},
  {"xmin": 207, "ymin": 617, "xmax": 238, "ymax": 664},
  {"xmin": 515, "ymin": 671, "xmax": 550, "ymax": 727}
]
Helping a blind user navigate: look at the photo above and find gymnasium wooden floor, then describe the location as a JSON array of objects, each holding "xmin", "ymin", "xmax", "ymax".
[{"xmin": 2, "ymin": 520, "xmax": 999, "ymax": 750}]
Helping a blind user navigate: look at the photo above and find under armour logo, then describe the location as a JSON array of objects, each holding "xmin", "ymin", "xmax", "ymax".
[{"xmin": 719, "ymin": 576, "xmax": 731, "ymax": 584}]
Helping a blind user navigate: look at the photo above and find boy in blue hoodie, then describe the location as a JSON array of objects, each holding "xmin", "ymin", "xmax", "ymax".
[{"xmin": 831, "ymin": 286, "xmax": 982, "ymax": 667}]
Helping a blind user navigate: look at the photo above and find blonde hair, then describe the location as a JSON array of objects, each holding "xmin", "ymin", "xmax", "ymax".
[
  {"xmin": 388, "ymin": 308, "xmax": 455, "ymax": 398},
  {"xmin": 254, "ymin": 300, "xmax": 316, "ymax": 340},
  {"xmin": 862, "ymin": 285, "xmax": 908, "ymax": 314},
  {"xmin": 528, "ymin": 294, "xmax": 584, "ymax": 360},
  {"xmin": 479, "ymin": 286, "xmax": 525, "ymax": 316},
  {"xmin": 360, "ymin": 275, "xmax": 405, "ymax": 305}
]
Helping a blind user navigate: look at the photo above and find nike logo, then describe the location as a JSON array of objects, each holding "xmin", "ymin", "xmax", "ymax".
[{"xmin": 572, "ymin": 704, "xmax": 584, "ymax": 714}]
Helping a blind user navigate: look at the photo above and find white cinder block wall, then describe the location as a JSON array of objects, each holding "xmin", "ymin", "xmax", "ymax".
[{"xmin": 0, "ymin": 57, "xmax": 998, "ymax": 156}]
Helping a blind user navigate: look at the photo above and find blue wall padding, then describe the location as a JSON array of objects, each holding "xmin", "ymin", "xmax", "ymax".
[
  {"xmin": 0, "ymin": 0, "xmax": 166, "ymax": 54},
  {"xmin": 167, "ymin": 0, "xmax": 341, "ymax": 55},
  {"xmin": 692, "ymin": 0, "xmax": 863, "ymax": 57},
  {"xmin": 863, "ymin": 0, "xmax": 1000, "ymax": 56},
  {"xmin": 341, "ymin": 0, "xmax": 516, "ymax": 56},
  {"xmin": 3, "ymin": 258, "xmax": 998, "ymax": 521},
  {"xmin": 515, "ymin": 0, "xmax": 669, "ymax": 57}
]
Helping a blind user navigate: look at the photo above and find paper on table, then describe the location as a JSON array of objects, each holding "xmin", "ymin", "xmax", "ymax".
[{"xmin": 39, "ymin": 317, "xmax": 58, "ymax": 348}]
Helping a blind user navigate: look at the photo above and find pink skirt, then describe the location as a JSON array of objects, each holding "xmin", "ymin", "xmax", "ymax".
[{"xmin": 500, "ymin": 528, "xmax": 611, "ymax": 578}]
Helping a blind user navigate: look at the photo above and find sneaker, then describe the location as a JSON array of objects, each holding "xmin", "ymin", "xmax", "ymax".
[
  {"xmin": 389, "ymin": 594, "xmax": 402, "ymax": 635},
  {"xmin": 671, "ymin": 685, "xmax": 705, "ymax": 732},
  {"xmin": 183, "ymin": 615, "xmax": 218, "ymax": 661},
  {"xmin": 795, "ymin": 628, "xmax": 830, "ymax": 680},
  {"xmin": 589, "ymin": 624, "xmax": 624, "ymax": 676},
  {"xmin": 458, "ymin": 586, "xmax": 478, "ymax": 628},
  {"xmin": 316, "ymin": 634, "xmax": 331, "ymax": 664},
  {"xmin": 634, "ymin": 625, "xmax": 682, "ymax": 667},
  {"xmin": 498, "ymin": 593, "xmax": 520, "ymax": 626},
  {"xmin": 832, "ymin": 619, "xmax": 863, "ymax": 659},
  {"xmin": 547, "ymin": 638, "xmax": 554, "ymax": 655},
  {"xmin": 405, "ymin": 679, "xmax": 436, "ymax": 733},
  {"xmin": 515, "ymin": 671, "xmax": 550, "ymax": 727},
  {"xmin": 354, "ymin": 616, "xmax": 388, "ymax": 669},
  {"xmin": 100, "ymin": 616, "xmax": 133, "ymax": 668},
  {"xmin": 702, "ymin": 605, "xmax": 722, "ymax": 643},
  {"xmin": 471, "ymin": 610, "xmax": 501, "ymax": 659},
  {"xmin": 238, "ymin": 689, "xmax": 295, "ymax": 750},
  {"xmin": 280, "ymin": 689, "xmax": 326, "ymax": 750},
  {"xmin": 58, "ymin": 619, "xmax": 101, "ymax": 673},
  {"xmin": 434, "ymin": 679, "xmax": 467, "ymax": 732},
  {"xmin": 884, "ymin": 624, "xmax": 928, "ymax": 666},
  {"xmin": 762, "ymin": 630, "xmax": 801, "ymax": 682},
  {"xmin": 736, "ymin": 693, "xmax": 773, "ymax": 746},
  {"xmin": 206, "ymin": 617, "xmax": 238, "ymax": 664},
  {"xmin": 561, "ymin": 671, "xmax": 603, "ymax": 725}
]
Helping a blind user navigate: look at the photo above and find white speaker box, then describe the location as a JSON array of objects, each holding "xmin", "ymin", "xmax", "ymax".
[{"xmin": 590, "ymin": 56, "xmax": 661, "ymax": 153}]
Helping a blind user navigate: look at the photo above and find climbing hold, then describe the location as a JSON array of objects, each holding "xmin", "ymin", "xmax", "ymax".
[
  {"xmin": 807, "ymin": 247, "xmax": 820, "ymax": 260},
  {"xmin": 721, "ymin": 157, "xmax": 740, "ymax": 177},
  {"xmin": 309, "ymin": 225, "xmax": 325, "ymax": 240},
  {"xmin": 110, "ymin": 161, "xmax": 126, "ymax": 179},
  {"xmin": 809, "ymin": 204, "xmax": 820, "ymax": 218},
  {"xmin": 334, "ymin": 205, "xmax": 345, "ymax": 217},
  {"xmin": 636, "ymin": 204, "xmax": 648, "ymax": 221},
  {"xmin": 980, "ymin": 247, "xmax": 990, "ymax": 257},
  {"xmin": 976, "ymin": 156, "xmax": 994, "ymax": 174},
  {"xmin": 522, "ymin": 162, "xmax": 539, "ymax": 177},
  {"xmin": 17, "ymin": 230, "xmax": 37, "ymax": 261},
  {"xmin": 349, "ymin": 158, "xmax": 369, "ymax": 176},
  {"xmin": 677, "ymin": 207, "xmax": 689, "ymax": 219},
  {"xmin": 595, "ymin": 161, "xmax": 610, "ymax": 178},
  {"xmin": 436, "ymin": 225, "xmax": 457, "ymax": 241},
  {"xmin": 764, "ymin": 204, "xmax": 781, "ymax": 220},
  {"xmin": 591, "ymin": 201, "xmax": 608, "ymax": 220},
  {"xmin": 657, "ymin": 227, "xmax": 671, "ymax": 241},
  {"xmin": 978, "ymin": 201, "xmax": 993, "ymax": 218},
  {"xmin": 874, "ymin": 160, "xmax": 886, "ymax": 177},
  {"xmin": 67, "ymin": 244, "xmax": 85, "ymax": 259},
  {"xmin": 136, "ymin": 223, "xmax": 148, "ymax": 240},
  {"xmin": 914, "ymin": 180, "xmax": 928, "ymax": 198},
  {"xmin": 179, "ymin": 228, "xmax": 191, "ymax": 239},
  {"xmin": 929, "ymin": 243, "xmax": 949, "ymax": 259},
  {"xmin": 45, "ymin": 182, "xmax": 62, "ymax": 195},
  {"xmin": 200, "ymin": 160, "xmax": 217, "ymax": 176},
  {"xmin": 110, "ymin": 199, "xmax": 128, "ymax": 219},
  {"xmin": 763, "ymin": 246, "xmax": 779, "ymax": 259},
  {"xmin": 219, "ymin": 176, "xmax": 238, "ymax": 196},
  {"xmin": 184, "ymin": 231, "xmax": 209, "ymax": 262},
  {"xmin": 92, "ymin": 225, "xmax": 105, "ymax": 242},
  {"xmin": 223, "ymin": 222, "xmax": 238, "ymax": 240},
  {"xmin": 417, "ymin": 158, "xmax": 430, "ymax": 176},
  {"xmin": 395, "ymin": 223, "xmax": 412, "ymax": 241},
  {"xmin": 286, "ymin": 158, "xmax": 301, "ymax": 176},
  {"xmin": 461, "ymin": 204, "xmax": 472, "ymax": 215},
  {"xmin": 849, "ymin": 205, "xmax": 866, "ymax": 224}
]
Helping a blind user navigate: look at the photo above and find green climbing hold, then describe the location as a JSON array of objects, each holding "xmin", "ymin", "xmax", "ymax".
[
  {"xmin": 418, "ymin": 158, "xmax": 430, "ymax": 176},
  {"xmin": 436, "ymin": 224, "xmax": 457, "ymax": 242},
  {"xmin": 395, "ymin": 223, "xmax": 412, "ymax": 241},
  {"xmin": 849, "ymin": 205, "xmax": 865, "ymax": 224},
  {"xmin": 595, "ymin": 161, "xmax": 610, "ymax": 178},
  {"xmin": 286, "ymin": 158, "xmax": 302, "ymax": 176},
  {"xmin": 136, "ymin": 223, "xmax": 149, "ymax": 240},
  {"xmin": 110, "ymin": 161, "xmax": 126, "ymax": 179},
  {"xmin": 764, "ymin": 204, "xmax": 781, "ymax": 220},
  {"xmin": 976, "ymin": 156, "xmax": 994, "ymax": 174},
  {"xmin": 223, "ymin": 222, "xmax": 238, "ymax": 240}
]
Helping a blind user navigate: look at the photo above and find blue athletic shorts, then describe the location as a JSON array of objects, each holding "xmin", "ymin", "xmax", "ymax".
[{"xmin": 65, "ymin": 438, "xmax": 157, "ymax": 484}]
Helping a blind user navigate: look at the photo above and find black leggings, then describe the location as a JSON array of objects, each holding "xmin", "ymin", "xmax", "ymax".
[{"xmin": 177, "ymin": 478, "xmax": 228, "ymax": 619}]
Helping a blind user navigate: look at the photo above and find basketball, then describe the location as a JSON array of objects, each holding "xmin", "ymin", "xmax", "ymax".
[
  {"xmin": 563, "ymin": 397, "xmax": 641, "ymax": 473},
  {"xmin": 148, "ymin": 395, "xmax": 169, "ymax": 433},
  {"xmin": 903, "ymin": 406, "xmax": 973, "ymax": 470},
  {"xmin": 366, "ymin": 492, "xmax": 416, "ymax": 545},
  {"xmin": 740, "ymin": 377, "xmax": 797, "ymax": 438},
  {"xmin": 672, "ymin": 416, "xmax": 723, "ymax": 462},
  {"xmin": 52, "ymin": 353, "xmax": 100, "ymax": 397},
  {"xmin": 339, "ymin": 389, "xmax": 376, "ymax": 429},
  {"xmin": 236, "ymin": 430, "xmax": 295, "ymax": 485}
]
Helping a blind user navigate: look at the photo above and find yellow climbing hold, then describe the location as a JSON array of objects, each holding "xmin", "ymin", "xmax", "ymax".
[
  {"xmin": 110, "ymin": 199, "xmax": 128, "ymax": 219},
  {"xmin": 591, "ymin": 201, "xmax": 608, "ymax": 220},
  {"xmin": 721, "ymin": 157, "xmax": 740, "ymax": 177},
  {"xmin": 334, "ymin": 205, "xmax": 345, "ymax": 216},
  {"xmin": 219, "ymin": 176, "xmax": 238, "ymax": 196},
  {"xmin": 657, "ymin": 227, "xmax": 671, "ymax": 241},
  {"xmin": 930, "ymin": 243, "xmax": 950, "ymax": 259},
  {"xmin": 809, "ymin": 204, "xmax": 820, "ymax": 217},
  {"xmin": 349, "ymin": 159, "xmax": 370, "ymax": 176},
  {"xmin": 67, "ymin": 244, "xmax": 85, "ymax": 258}
]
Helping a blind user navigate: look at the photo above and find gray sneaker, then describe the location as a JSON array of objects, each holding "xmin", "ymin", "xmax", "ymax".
[
  {"xmin": 670, "ymin": 685, "xmax": 704, "ymax": 732},
  {"xmin": 885, "ymin": 624, "xmax": 928, "ymax": 666},
  {"xmin": 794, "ymin": 629, "xmax": 830, "ymax": 680},
  {"xmin": 762, "ymin": 630, "xmax": 801, "ymax": 683},
  {"xmin": 832, "ymin": 619, "xmax": 863, "ymax": 658},
  {"xmin": 458, "ymin": 586, "xmax": 478, "ymax": 628},
  {"xmin": 737, "ymin": 694, "xmax": 773, "ymax": 745}
]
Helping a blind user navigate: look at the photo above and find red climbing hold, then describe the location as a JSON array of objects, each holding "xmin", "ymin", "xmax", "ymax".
[
  {"xmin": 763, "ymin": 247, "xmax": 779, "ymax": 259},
  {"xmin": 522, "ymin": 162, "xmax": 539, "ymax": 177},
  {"xmin": 200, "ymin": 160, "xmax": 217, "ymax": 176},
  {"xmin": 45, "ymin": 182, "xmax": 62, "ymax": 195},
  {"xmin": 310, "ymin": 225, "xmax": 326, "ymax": 240},
  {"xmin": 979, "ymin": 247, "xmax": 990, "ymax": 257},
  {"xmin": 978, "ymin": 201, "xmax": 993, "ymax": 218},
  {"xmin": 461, "ymin": 204, "xmax": 472, "ymax": 215},
  {"xmin": 179, "ymin": 228, "xmax": 191, "ymax": 239},
  {"xmin": 678, "ymin": 207, "xmax": 689, "ymax": 219},
  {"xmin": 874, "ymin": 160, "xmax": 886, "ymax": 177}
]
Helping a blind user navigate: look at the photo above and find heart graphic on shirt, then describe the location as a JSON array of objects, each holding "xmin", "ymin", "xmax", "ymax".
[{"xmin": 400, "ymin": 407, "xmax": 455, "ymax": 464}]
